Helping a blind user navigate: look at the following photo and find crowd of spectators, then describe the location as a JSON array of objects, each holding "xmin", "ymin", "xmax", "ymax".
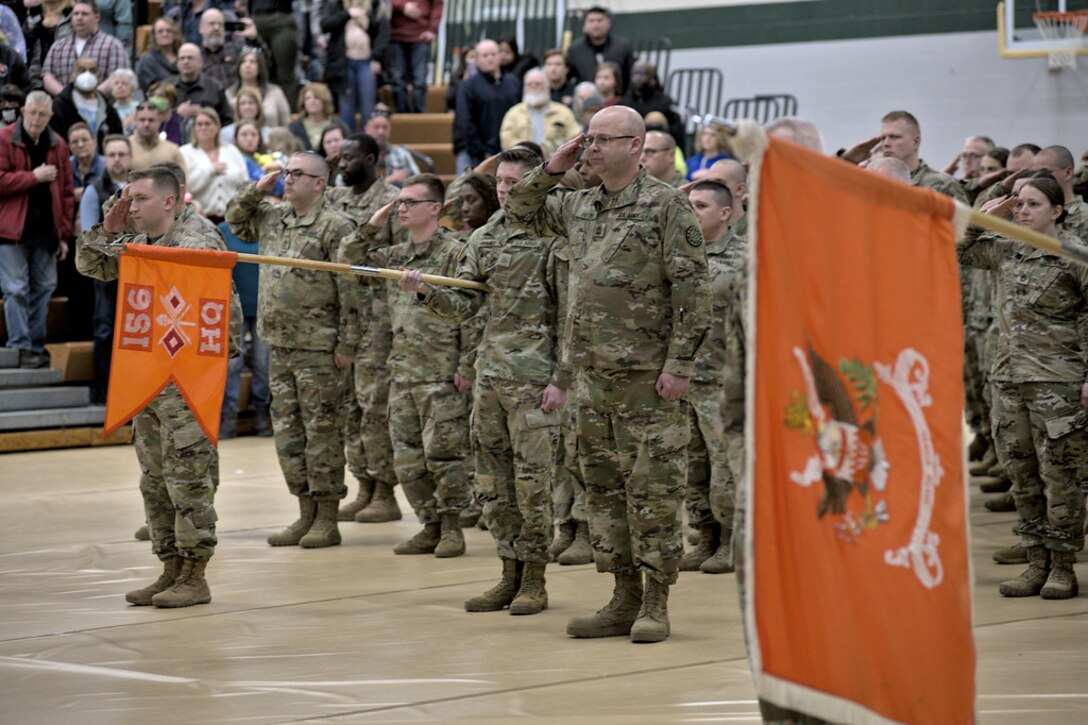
[{"xmin": 0, "ymin": 0, "xmax": 705, "ymax": 405}]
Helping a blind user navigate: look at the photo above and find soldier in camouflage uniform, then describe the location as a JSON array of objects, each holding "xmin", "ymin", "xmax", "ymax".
[
  {"xmin": 960, "ymin": 175, "xmax": 1088, "ymax": 600},
  {"xmin": 506, "ymin": 106, "xmax": 711, "ymax": 643},
  {"xmin": 875, "ymin": 110, "xmax": 969, "ymax": 203},
  {"xmin": 324, "ymin": 134, "xmax": 404, "ymax": 525},
  {"xmin": 640, "ymin": 131, "xmax": 683, "ymax": 188},
  {"xmin": 77, "ymin": 166, "xmax": 241, "ymax": 608},
  {"xmin": 680, "ymin": 180, "xmax": 743, "ymax": 575},
  {"xmin": 1034, "ymin": 146, "xmax": 1088, "ymax": 240},
  {"xmin": 968, "ymin": 147, "xmax": 1039, "ymax": 508},
  {"xmin": 340, "ymin": 174, "xmax": 479, "ymax": 558},
  {"xmin": 226, "ymin": 152, "xmax": 363, "ymax": 550},
  {"xmin": 401, "ymin": 147, "xmax": 567, "ymax": 615}
]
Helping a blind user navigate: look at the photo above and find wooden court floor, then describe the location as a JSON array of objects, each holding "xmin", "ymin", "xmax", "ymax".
[{"xmin": 1, "ymin": 437, "xmax": 1086, "ymax": 723}]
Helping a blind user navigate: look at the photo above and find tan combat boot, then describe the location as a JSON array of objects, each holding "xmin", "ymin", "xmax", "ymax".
[
  {"xmin": 434, "ymin": 512, "xmax": 466, "ymax": 557},
  {"xmin": 566, "ymin": 571, "xmax": 643, "ymax": 638},
  {"xmin": 152, "ymin": 558, "xmax": 212, "ymax": 608},
  {"xmin": 134, "ymin": 524, "xmax": 150, "ymax": 541},
  {"xmin": 300, "ymin": 500, "xmax": 342, "ymax": 548},
  {"xmin": 510, "ymin": 561, "xmax": 548, "ymax": 615},
  {"xmin": 993, "ymin": 542, "xmax": 1028, "ymax": 565},
  {"xmin": 267, "ymin": 496, "xmax": 317, "ymax": 546},
  {"xmin": 464, "ymin": 558, "xmax": 522, "ymax": 612},
  {"xmin": 338, "ymin": 479, "xmax": 375, "ymax": 521},
  {"xmin": 354, "ymin": 481, "xmax": 403, "ymax": 522},
  {"xmin": 1041, "ymin": 551, "xmax": 1079, "ymax": 600},
  {"xmin": 393, "ymin": 522, "xmax": 441, "ymax": 554},
  {"xmin": 125, "ymin": 556, "xmax": 182, "ymax": 606},
  {"xmin": 999, "ymin": 547, "xmax": 1050, "ymax": 597},
  {"xmin": 630, "ymin": 573, "xmax": 671, "ymax": 643},
  {"xmin": 967, "ymin": 434, "xmax": 990, "ymax": 462},
  {"xmin": 968, "ymin": 447, "xmax": 997, "ymax": 476},
  {"xmin": 979, "ymin": 474, "xmax": 1012, "ymax": 494},
  {"xmin": 680, "ymin": 523, "xmax": 719, "ymax": 571},
  {"xmin": 985, "ymin": 491, "xmax": 1016, "ymax": 512},
  {"xmin": 700, "ymin": 528, "xmax": 735, "ymax": 574},
  {"xmin": 548, "ymin": 521, "xmax": 577, "ymax": 561},
  {"xmin": 557, "ymin": 521, "xmax": 593, "ymax": 565}
]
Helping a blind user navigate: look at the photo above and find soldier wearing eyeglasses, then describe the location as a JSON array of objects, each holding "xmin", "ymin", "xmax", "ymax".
[
  {"xmin": 226, "ymin": 150, "xmax": 363, "ymax": 550},
  {"xmin": 505, "ymin": 105, "xmax": 711, "ymax": 644},
  {"xmin": 340, "ymin": 173, "xmax": 480, "ymax": 559}
]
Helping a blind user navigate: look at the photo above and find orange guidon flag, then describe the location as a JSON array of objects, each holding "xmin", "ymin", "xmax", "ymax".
[
  {"xmin": 746, "ymin": 136, "xmax": 975, "ymax": 724},
  {"xmin": 106, "ymin": 244, "xmax": 237, "ymax": 445}
]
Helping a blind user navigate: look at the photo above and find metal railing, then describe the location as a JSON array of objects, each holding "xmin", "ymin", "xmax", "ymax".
[
  {"xmin": 436, "ymin": 0, "xmax": 568, "ymax": 83},
  {"xmin": 436, "ymin": 3, "xmax": 673, "ymax": 86},
  {"xmin": 722, "ymin": 94, "xmax": 799, "ymax": 124},
  {"xmin": 667, "ymin": 68, "xmax": 723, "ymax": 128}
]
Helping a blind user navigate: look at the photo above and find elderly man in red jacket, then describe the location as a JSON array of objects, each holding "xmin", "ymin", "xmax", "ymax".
[{"xmin": 0, "ymin": 91, "xmax": 76, "ymax": 369}]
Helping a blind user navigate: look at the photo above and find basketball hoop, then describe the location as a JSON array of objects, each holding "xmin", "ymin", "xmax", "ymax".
[{"xmin": 1032, "ymin": 9, "xmax": 1088, "ymax": 69}]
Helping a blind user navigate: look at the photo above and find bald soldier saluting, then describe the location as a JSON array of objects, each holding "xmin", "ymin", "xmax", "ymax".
[{"xmin": 505, "ymin": 105, "xmax": 711, "ymax": 643}]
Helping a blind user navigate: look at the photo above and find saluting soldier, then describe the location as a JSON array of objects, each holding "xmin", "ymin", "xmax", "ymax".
[
  {"xmin": 506, "ymin": 106, "xmax": 711, "ymax": 643},
  {"xmin": 77, "ymin": 166, "xmax": 241, "ymax": 608},
  {"xmin": 324, "ymin": 134, "xmax": 404, "ymax": 525},
  {"xmin": 226, "ymin": 151, "xmax": 363, "ymax": 550},
  {"xmin": 400, "ymin": 146, "xmax": 568, "ymax": 615}
]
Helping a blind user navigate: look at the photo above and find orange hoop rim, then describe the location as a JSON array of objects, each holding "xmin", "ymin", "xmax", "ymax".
[{"xmin": 1033, "ymin": 9, "xmax": 1088, "ymax": 22}]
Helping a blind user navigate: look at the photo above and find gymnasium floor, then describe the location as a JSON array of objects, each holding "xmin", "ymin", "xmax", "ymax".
[{"xmin": 1, "ymin": 437, "xmax": 1086, "ymax": 723}]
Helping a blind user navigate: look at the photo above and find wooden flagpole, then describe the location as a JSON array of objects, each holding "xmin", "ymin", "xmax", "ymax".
[
  {"xmin": 964, "ymin": 207, "xmax": 1088, "ymax": 268},
  {"xmin": 229, "ymin": 253, "xmax": 490, "ymax": 291}
]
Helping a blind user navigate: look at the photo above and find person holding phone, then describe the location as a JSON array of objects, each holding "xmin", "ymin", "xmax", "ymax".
[{"xmin": 197, "ymin": 8, "xmax": 270, "ymax": 91}]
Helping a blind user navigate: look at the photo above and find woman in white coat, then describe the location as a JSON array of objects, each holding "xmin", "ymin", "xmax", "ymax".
[{"xmin": 180, "ymin": 107, "xmax": 249, "ymax": 223}]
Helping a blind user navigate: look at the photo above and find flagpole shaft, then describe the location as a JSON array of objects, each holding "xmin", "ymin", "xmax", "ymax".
[
  {"xmin": 232, "ymin": 252, "xmax": 489, "ymax": 291},
  {"xmin": 967, "ymin": 208, "xmax": 1088, "ymax": 268}
]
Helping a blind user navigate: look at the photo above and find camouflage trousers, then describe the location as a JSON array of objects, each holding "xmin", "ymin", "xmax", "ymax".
[
  {"xmin": 473, "ymin": 376, "xmax": 559, "ymax": 562},
  {"xmin": 963, "ymin": 327, "xmax": 993, "ymax": 442},
  {"xmin": 552, "ymin": 405, "xmax": 587, "ymax": 525},
  {"xmin": 575, "ymin": 368, "xmax": 689, "ymax": 584},
  {"xmin": 388, "ymin": 380, "xmax": 472, "ymax": 524},
  {"xmin": 343, "ymin": 361, "xmax": 396, "ymax": 487},
  {"xmin": 269, "ymin": 346, "xmax": 350, "ymax": 501},
  {"xmin": 991, "ymin": 380, "xmax": 1087, "ymax": 552},
  {"xmin": 134, "ymin": 384, "xmax": 218, "ymax": 561},
  {"xmin": 685, "ymin": 381, "xmax": 736, "ymax": 530}
]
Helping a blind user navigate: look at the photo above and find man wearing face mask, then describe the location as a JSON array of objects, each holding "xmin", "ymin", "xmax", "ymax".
[
  {"xmin": 41, "ymin": 0, "xmax": 129, "ymax": 97},
  {"xmin": 499, "ymin": 68, "xmax": 579, "ymax": 159},
  {"xmin": 0, "ymin": 85, "xmax": 25, "ymax": 130},
  {"xmin": 49, "ymin": 57, "xmax": 123, "ymax": 151}
]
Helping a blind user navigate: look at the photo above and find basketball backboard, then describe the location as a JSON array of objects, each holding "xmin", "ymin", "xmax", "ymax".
[{"xmin": 998, "ymin": 0, "xmax": 1088, "ymax": 60}]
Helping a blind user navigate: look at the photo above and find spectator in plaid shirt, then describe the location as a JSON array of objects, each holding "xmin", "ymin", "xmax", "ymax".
[
  {"xmin": 41, "ymin": 1, "xmax": 128, "ymax": 97},
  {"xmin": 364, "ymin": 103, "xmax": 419, "ymax": 186}
]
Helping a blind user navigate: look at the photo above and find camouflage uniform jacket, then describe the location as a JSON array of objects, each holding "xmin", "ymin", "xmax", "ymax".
[
  {"xmin": 665, "ymin": 171, "xmax": 685, "ymax": 188},
  {"xmin": 959, "ymin": 227, "xmax": 1088, "ymax": 383},
  {"xmin": 732, "ymin": 214, "xmax": 749, "ymax": 241},
  {"xmin": 911, "ymin": 161, "xmax": 969, "ymax": 204},
  {"xmin": 1062, "ymin": 198, "xmax": 1088, "ymax": 241},
  {"xmin": 326, "ymin": 182, "xmax": 401, "ymax": 367},
  {"xmin": 341, "ymin": 222, "xmax": 481, "ymax": 384},
  {"xmin": 76, "ymin": 204, "xmax": 242, "ymax": 355},
  {"xmin": 225, "ymin": 183, "xmax": 361, "ymax": 356},
  {"xmin": 692, "ymin": 228, "xmax": 742, "ymax": 384},
  {"xmin": 505, "ymin": 165, "xmax": 711, "ymax": 378},
  {"xmin": 719, "ymin": 232, "xmax": 749, "ymax": 434},
  {"xmin": 423, "ymin": 209, "xmax": 570, "ymax": 388}
]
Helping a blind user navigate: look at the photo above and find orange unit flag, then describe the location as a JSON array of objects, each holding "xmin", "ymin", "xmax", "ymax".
[
  {"xmin": 746, "ymin": 137, "xmax": 975, "ymax": 724},
  {"xmin": 106, "ymin": 244, "xmax": 238, "ymax": 445}
]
